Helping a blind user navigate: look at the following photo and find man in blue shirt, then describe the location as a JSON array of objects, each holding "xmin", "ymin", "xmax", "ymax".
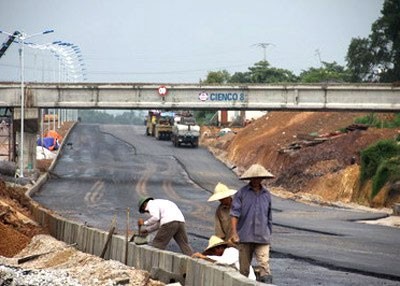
[{"xmin": 230, "ymin": 164, "xmax": 275, "ymax": 284}]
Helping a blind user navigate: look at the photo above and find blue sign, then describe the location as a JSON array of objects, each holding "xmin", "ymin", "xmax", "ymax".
[{"xmin": 198, "ymin": 92, "xmax": 246, "ymax": 102}]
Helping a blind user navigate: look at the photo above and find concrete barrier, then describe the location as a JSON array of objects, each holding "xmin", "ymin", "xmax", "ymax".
[
  {"xmin": 27, "ymin": 189, "xmax": 258, "ymax": 285},
  {"xmin": 393, "ymin": 203, "xmax": 400, "ymax": 216},
  {"xmin": 25, "ymin": 122, "xmax": 258, "ymax": 285}
]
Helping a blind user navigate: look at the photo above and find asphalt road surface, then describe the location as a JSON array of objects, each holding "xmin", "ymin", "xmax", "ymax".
[{"xmin": 33, "ymin": 123, "xmax": 400, "ymax": 285}]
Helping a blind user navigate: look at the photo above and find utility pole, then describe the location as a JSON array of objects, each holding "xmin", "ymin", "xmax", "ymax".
[
  {"xmin": 252, "ymin": 43, "xmax": 275, "ymax": 61},
  {"xmin": 315, "ymin": 49, "xmax": 322, "ymax": 66},
  {"xmin": 0, "ymin": 29, "xmax": 54, "ymax": 177}
]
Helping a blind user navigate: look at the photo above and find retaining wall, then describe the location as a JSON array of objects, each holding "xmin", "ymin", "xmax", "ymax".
[{"xmin": 26, "ymin": 123, "xmax": 257, "ymax": 286}]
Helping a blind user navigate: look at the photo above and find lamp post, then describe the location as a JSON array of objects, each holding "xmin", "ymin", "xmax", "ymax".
[{"xmin": 0, "ymin": 29, "xmax": 54, "ymax": 177}]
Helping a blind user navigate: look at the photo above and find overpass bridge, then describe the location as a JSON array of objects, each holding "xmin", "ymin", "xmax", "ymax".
[
  {"xmin": 1, "ymin": 81, "xmax": 399, "ymax": 176},
  {"xmin": 1, "ymin": 82, "xmax": 400, "ymax": 111}
]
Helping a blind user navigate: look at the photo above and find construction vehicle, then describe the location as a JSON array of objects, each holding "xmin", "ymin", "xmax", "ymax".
[
  {"xmin": 145, "ymin": 110, "xmax": 159, "ymax": 136},
  {"xmin": 171, "ymin": 113, "xmax": 200, "ymax": 148},
  {"xmin": 154, "ymin": 112, "xmax": 174, "ymax": 140}
]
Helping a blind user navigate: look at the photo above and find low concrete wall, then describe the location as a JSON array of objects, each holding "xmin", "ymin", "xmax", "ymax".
[
  {"xmin": 28, "ymin": 200, "xmax": 256, "ymax": 285},
  {"xmin": 394, "ymin": 203, "xmax": 400, "ymax": 216},
  {"xmin": 26, "ymin": 123, "xmax": 257, "ymax": 285}
]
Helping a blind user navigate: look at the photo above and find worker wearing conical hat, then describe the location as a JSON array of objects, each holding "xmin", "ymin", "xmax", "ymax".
[
  {"xmin": 229, "ymin": 164, "xmax": 275, "ymax": 284},
  {"xmin": 208, "ymin": 182, "xmax": 237, "ymax": 241},
  {"xmin": 191, "ymin": 235, "xmax": 256, "ymax": 280}
]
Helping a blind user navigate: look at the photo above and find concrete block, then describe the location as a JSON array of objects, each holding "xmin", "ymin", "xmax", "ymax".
[
  {"xmin": 183, "ymin": 257, "xmax": 197, "ymax": 286},
  {"xmin": 159, "ymin": 250, "xmax": 175, "ymax": 272},
  {"xmin": 133, "ymin": 244, "xmax": 142, "ymax": 268},
  {"xmin": 88, "ymin": 228, "xmax": 96, "ymax": 254},
  {"xmin": 151, "ymin": 248, "xmax": 161, "ymax": 269},
  {"xmin": 210, "ymin": 264, "xmax": 236, "ymax": 285},
  {"xmin": 126, "ymin": 243, "xmax": 137, "ymax": 267},
  {"xmin": 225, "ymin": 270, "xmax": 257, "ymax": 286},
  {"xmin": 112, "ymin": 235, "xmax": 126, "ymax": 262},
  {"xmin": 47, "ymin": 214, "xmax": 57, "ymax": 238},
  {"xmin": 150, "ymin": 268, "xmax": 185, "ymax": 285},
  {"xmin": 185, "ymin": 257, "xmax": 211, "ymax": 286},
  {"xmin": 96, "ymin": 230, "xmax": 109, "ymax": 258},
  {"xmin": 202, "ymin": 262, "xmax": 215, "ymax": 286},
  {"xmin": 140, "ymin": 245, "xmax": 154, "ymax": 271},
  {"xmin": 63, "ymin": 221, "xmax": 76, "ymax": 244},
  {"xmin": 56, "ymin": 219, "xmax": 65, "ymax": 241},
  {"xmin": 172, "ymin": 253, "xmax": 188, "ymax": 279},
  {"xmin": 393, "ymin": 203, "xmax": 400, "ymax": 216},
  {"xmin": 76, "ymin": 225, "xmax": 87, "ymax": 252}
]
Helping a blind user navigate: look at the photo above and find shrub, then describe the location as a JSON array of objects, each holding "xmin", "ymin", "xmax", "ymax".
[
  {"xmin": 371, "ymin": 157, "xmax": 400, "ymax": 199},
  {"xmin": 354, "ymin": 113, "xmax": 400, "ymax": 128},
  {"xmin": 360, "ymin": 139, "xmax": 400, "ymax": 199},
  {"xmin": 360, "ymin": 140, "xmax": 399, "ymax": 182}
]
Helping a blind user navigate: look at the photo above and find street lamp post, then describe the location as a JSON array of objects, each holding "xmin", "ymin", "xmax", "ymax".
[{"xmin": 0, "ymin": 29, "xmax": 54, "ymax": 177}]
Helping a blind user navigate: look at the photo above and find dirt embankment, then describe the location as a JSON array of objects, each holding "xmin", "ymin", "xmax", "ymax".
[{"xmin": 202, "ymin": 111, "xmax": 400, "ymax": 209}]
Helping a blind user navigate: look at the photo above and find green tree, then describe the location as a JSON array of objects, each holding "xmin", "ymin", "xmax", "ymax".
[
  {"xmin": 203, "ymin": 70, "xmax": 231, "ymax": 84},
  {"xmin": 299, "ymin": 61, "xmax": 351, "ymax": 83},
  {"xmin": 229, "ymin": 71, "xmax": 252, "ymax": 83},
  {"xmin": 346, "ymin": 0, "xmax": 400, "ymax": 82},
  {"xmin": 115, "ymin": 111, "xmax": 145, "ymax": 125},
  {"xmin": 248, "ymin": 61, "xmax": 298, "ymax": 83}
]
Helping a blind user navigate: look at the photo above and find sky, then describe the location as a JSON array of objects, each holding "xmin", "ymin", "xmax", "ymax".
[{"xmin": 0, "ymin": 0, "xmax": 384, "ymax": 84}]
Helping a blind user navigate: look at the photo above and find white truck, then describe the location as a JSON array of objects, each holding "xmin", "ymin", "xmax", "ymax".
[{"xmin": 171, "ymin": 115, "xmax": 200, "ymax": 148}]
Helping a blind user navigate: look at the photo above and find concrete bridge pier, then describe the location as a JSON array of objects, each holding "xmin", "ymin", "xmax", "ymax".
[{"xmin": 13, "ymin": 107, "xmax": 38, "ymax": 176}]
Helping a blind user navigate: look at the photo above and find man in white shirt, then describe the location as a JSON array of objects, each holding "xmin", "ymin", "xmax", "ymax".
[
  {"xmin": 192, "ymin": 235, "xmax": 256, "ymax": 280},
  {"xmin": 138, "ymin": 197, "xmax": 193, "ymax": 256}
]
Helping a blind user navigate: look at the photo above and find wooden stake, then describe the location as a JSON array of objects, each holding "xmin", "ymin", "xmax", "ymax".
[
  {"xmin": 124, "ymin": 208, "xmax": 130, "ymax": 265},
  {"xmin": 100, "ymin": 215, "xmax": 116, "ymax": 259}
]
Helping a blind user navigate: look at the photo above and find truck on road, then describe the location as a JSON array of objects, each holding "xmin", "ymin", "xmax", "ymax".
[{"xmin": 171, "ymin": 114, "xmax": 200, "ymax": 148}]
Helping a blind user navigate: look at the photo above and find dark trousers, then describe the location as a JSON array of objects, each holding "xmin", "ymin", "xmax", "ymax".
[{"xmin": 152, "ymin": 221, "xmax": 193, "ymax": 256}]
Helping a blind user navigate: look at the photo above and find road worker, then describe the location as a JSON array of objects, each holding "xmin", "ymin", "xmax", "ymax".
[
  {"xmin": 137, "ymin": 197, "xmax": 193, "ymax": 256},
  {"xmin": 207, "ymin": 182, "xmax": 237, "ymax": 241},
  {"xmin": 230, "ymin": 164, "xmax": 275, "ymax": 284}
]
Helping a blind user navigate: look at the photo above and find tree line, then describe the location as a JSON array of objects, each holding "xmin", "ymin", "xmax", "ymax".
[
  {"xmin": 203, "ymin": 0, "xmax": 399, "ymax": 84},
  {"xmin": 78, "ymin": 110, "xmax": 146, "ymax": 125}
]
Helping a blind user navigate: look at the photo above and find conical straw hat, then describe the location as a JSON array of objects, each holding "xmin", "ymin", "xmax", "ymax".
[
  {"xmin": 208, "ymin": 182, "xmax": 237, "ymax": 202},
  {"xmin": 204, "ymin": 235, "xmax": 228, "ymax": 252},
  {"xmin": 240, "ymin": 164, "xmax": 275, "ymax": 180}
]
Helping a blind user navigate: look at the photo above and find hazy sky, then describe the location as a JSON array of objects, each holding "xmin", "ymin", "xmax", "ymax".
[{"xmin": 0, "ymin": 0, "xmax": 384, "ymax": 83}]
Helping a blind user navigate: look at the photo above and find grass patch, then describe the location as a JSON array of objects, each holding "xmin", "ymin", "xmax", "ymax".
[
  {"xmin": 354, "ymin": 113, "xmax": 400, "ymax": 128},
  {"xmin": 360, "ymin": 139, "xmax": 400, "ymax": 199}
]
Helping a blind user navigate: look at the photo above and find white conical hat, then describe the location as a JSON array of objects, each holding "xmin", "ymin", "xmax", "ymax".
[
  {"xmin": 240, "ymin": 164, "xmax": 275, "ymax": 180},
  {"xmin": 208, "ymin": 182, "xmax": 237, "ymax": 202},
  {"xmin": 204, "ymin": 235, "xmax": 229, "ymax": 252}
]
